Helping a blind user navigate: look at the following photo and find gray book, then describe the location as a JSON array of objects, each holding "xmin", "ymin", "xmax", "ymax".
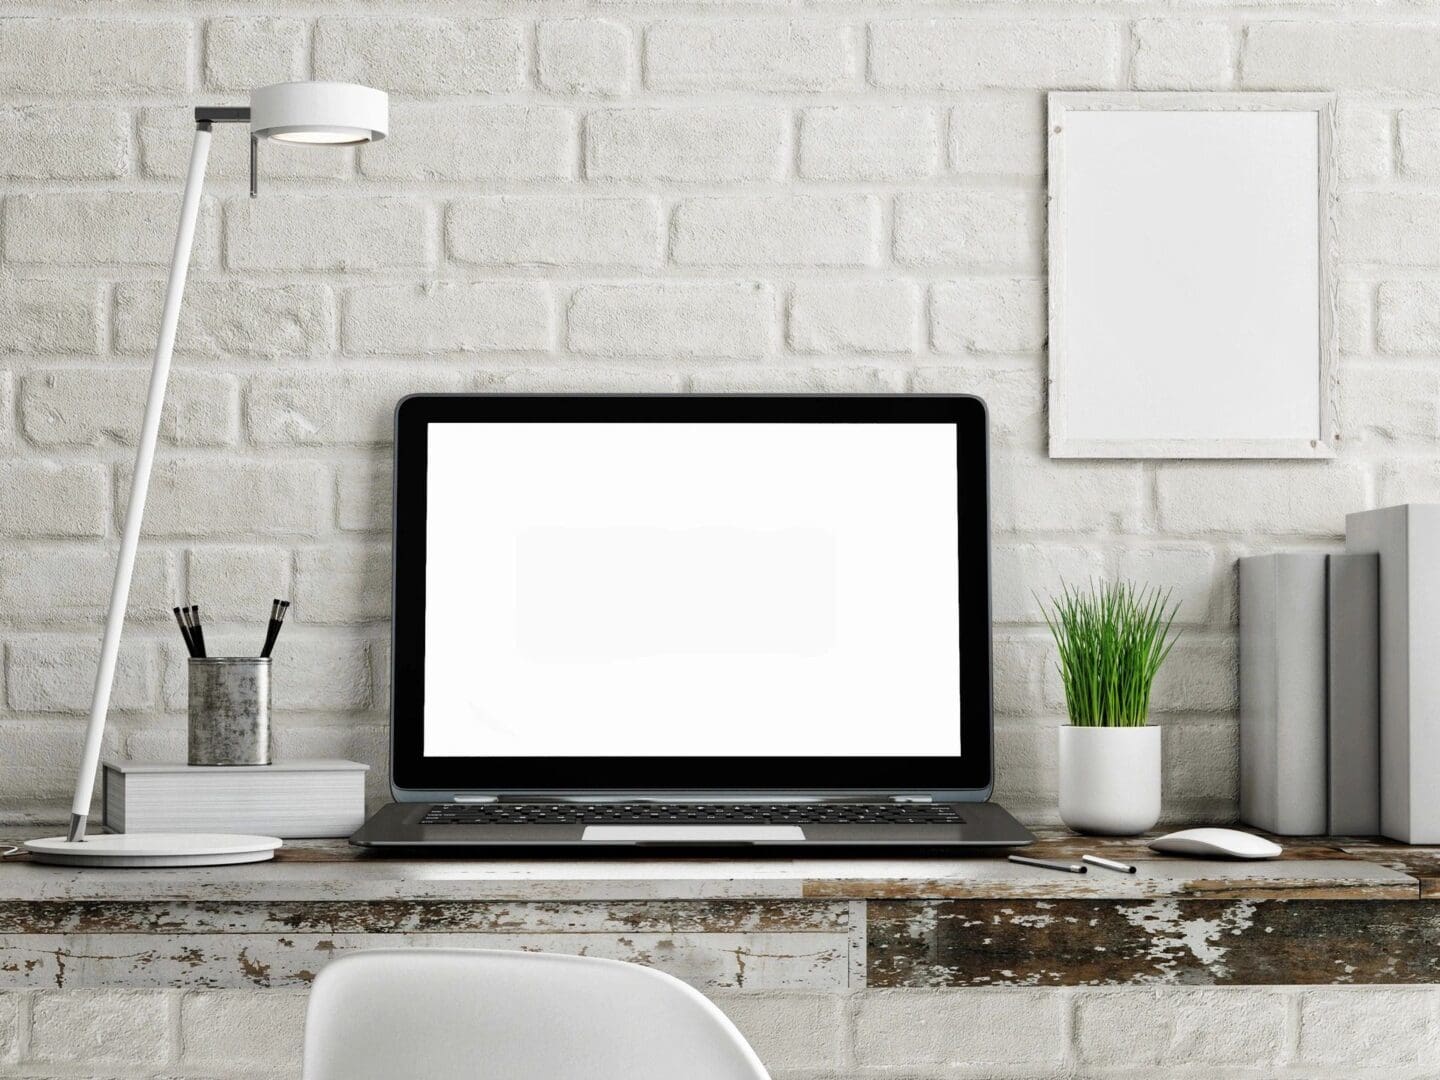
[
  {"xmin": 1327, "ymin": 553, "xmax": 1380, "ymax": 836},
  {"xmin": 1347, "ymin": 505, "xmax": 1440, "ymax": 843},
  {"xmin": 1239, "ymin": 554, "xmax": 1329, "ymax": 835},
  {"xmin": 103, "ymin": 760, "xmax": 369, "ymax": 839}
]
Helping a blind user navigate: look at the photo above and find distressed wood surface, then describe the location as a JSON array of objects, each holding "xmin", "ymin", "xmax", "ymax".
[
  {"xmin": 867, "ymin": 898, "xmax": 1440, "ymax": 987},
  {"xmin": 0, "ymin": 834, "xmax": 1420, "ymax": 903}
]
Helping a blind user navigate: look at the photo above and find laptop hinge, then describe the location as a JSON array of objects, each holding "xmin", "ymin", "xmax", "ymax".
[
  {"xmin": 452, "ymin": 795, "xmax": 498, "ymax": 803},
  {"xmin": 891, "ymin": 795, "xmax": 933, "ymax": 802}
]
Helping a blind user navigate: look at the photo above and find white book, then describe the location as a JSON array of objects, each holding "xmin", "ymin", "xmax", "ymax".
[
  {"xmin": 1239, "ymin": 554, "xmax": 1329, "ymax": 835},
  {"xmin": 103, "ymin": 760, "xmax": 369, "ymax": 839},
  {"xmin": 1347, "ymin": 505, "xmax": 1440, "ymax": 843}
]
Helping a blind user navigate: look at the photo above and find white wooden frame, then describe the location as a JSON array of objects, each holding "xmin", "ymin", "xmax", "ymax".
[{"xmin": 1047, "ymin": 92, "xmax": 1339, "ymax": 460}]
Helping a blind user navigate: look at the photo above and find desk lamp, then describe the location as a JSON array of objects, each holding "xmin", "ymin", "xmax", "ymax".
[{"xmin": 24, "ymin": 82, "xmax": 388, "ymax": 867}]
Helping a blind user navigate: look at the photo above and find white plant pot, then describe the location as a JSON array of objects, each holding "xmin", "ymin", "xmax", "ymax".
[{"xmin": 1058, "ymin": 725, "xmax": 1162, "ymax": 836}]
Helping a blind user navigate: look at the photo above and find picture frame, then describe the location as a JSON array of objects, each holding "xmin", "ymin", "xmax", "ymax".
[{"xmin": 1047, "ymin": 91, "xmax": 1339, "ymax": 460}]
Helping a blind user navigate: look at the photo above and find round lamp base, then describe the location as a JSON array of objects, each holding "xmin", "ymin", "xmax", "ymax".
[{"xmin": 24, "ymin": 833, "xmax": 282, "ymax": 868}]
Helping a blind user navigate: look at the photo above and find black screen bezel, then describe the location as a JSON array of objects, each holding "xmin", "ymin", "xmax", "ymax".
[{"xmin": 389, "ymin": 394, "xmax": 993, "ymax": 797}]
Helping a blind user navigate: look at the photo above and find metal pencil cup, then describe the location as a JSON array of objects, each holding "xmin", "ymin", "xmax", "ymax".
[{"xmin": 188, "ymin": 658, "xmax": 271, "ymax": 766}]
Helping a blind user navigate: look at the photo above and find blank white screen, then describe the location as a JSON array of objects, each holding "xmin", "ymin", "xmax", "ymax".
[{"xmin": 423, "ymin": 422, "xmax": 961, "ymax": 757}]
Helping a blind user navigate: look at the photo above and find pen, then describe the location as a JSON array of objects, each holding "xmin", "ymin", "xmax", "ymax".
[
  {"xmin": 1009, "ymin": 854, "xmax": 1087, "ymax": 874},
  {"xmin": 1082, "ymin": 854, "xmax": 1138, "ymax": 874}
]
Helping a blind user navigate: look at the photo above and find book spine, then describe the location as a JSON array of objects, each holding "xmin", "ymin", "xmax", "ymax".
[{"xmin": 1327, "ymin": 553, "xmax": 1380, "ymax": 836}]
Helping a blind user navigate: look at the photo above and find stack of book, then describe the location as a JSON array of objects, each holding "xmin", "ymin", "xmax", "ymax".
[{"xmin": 102, "ymin": 760, "xmax": 368, "ymax": 839}]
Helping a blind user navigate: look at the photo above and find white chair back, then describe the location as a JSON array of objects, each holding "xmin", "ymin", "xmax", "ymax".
[{"xmin": 302, "ymin": 948, "xmax": 771, "ymax": 1080}]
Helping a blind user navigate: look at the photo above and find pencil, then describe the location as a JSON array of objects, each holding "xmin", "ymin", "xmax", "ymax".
[{"xmin": 173, "ymin": 606, "xmax": 195, "ymax": 657}]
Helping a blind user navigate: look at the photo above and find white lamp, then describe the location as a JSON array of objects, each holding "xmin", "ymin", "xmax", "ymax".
[{"xmin": 25, "ymin": 82, "xmax": 389, "ymax": 868}]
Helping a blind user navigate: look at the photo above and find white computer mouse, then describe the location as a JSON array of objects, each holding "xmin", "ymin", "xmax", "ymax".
[{"xmin": 1148, "ymin": 828, "xmax": 1283, "ymax": 860}]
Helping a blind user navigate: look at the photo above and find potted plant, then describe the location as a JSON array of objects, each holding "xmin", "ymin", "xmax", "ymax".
[{"xmin": 1039, "ymin": 580, "xmax": 1180, "ymax": 836}]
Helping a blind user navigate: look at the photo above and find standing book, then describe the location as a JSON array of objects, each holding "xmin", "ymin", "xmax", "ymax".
[{"xmin": 103, "ymin": 760, "xmax": 368, "ymax": 839}]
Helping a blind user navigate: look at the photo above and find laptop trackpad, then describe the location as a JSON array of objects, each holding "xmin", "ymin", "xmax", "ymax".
[{"xmin": 582, "ymin": 825, "xmax": 805, "ymax": 843}]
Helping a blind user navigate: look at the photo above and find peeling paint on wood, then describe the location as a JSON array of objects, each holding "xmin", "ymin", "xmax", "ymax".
[{"xmin": 867, "ymin": 898, "xmax": 1440, "ymax": 986}]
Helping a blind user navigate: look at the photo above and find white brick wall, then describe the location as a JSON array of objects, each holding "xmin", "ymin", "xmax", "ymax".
[
  {"xmin": 0, "ymin": 0, "xmax": 1431, "ymax": 840},
  {"xmin": 0, "ymin": 986, "xmax": 1428, "ymax": 1079}
]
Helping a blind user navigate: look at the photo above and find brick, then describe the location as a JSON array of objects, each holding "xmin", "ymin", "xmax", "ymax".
[
  {"xmin": 186, "ymin": 547, "xmax": 291, "ymax": 622},
  {"xmin": 22, "ymin": 369, "xmax": 239, "ymax": 448},
  {"xmin": 538, "ymin": 19, "xmax": 632, "ymax": 96},
  {"xmin": 269, "ymin": 636, "xmax": 372, "ymax": 711},
  {"xmin": 1341, "ymin": 194, "xmax": 1440, "ymax": 266},
  {"xmin": 0, "ymin": 105, "xmax": 129, "ymax": 179},
  {"xmin": 475, "ymin": 368, "xmax": 685, "ymax": 394},
  {"xmin": 1076, "ymin": 988, "xmax": 1284, "ymax": 1066},
  {"xmin": 894, "ymin": 191, "xmax": 1042, "ymax": 269},
  {"xmin": 181, "ymin": 990, "xmax": 307, "ymax": 1069},
  {"xmin": 645, "ymin": 20, "xmax": 858, "ymax": 92},
  {"xmin": 135, "ymin": 461, "xmax": 327, "ymax": 538},
  {"xmin": 0, "ymin": 279, "xmax": 102, "ymax": 355},
  {"xmin": 569, "ymin": 283, "xmax": 773, "ymax": 359},
  {"xmin": 0, "ymin": 373, "xmax": 11, "ymax": 447},
  {"xmin": 5, "ymin": 193, "xmax": 217, "ymax": 267},
  {"xmin": 672, "ymin": 195, "xmax": 879, "ymax": 267},
  {"xmin": 993, "ymin": 718, "xmax": 1058, "ymax": 816},
  {"xmin": 315, "ymin": 17, "xmax": 525, "ymax": 95},
  {"xmin": 0, "ymin": 18, "xmax": 189, "ymax": 95},
  {"xmin": 30, "ymin": 989, "xmax": 172, "ymax": 1064},
  {"xmin": 932, "ymin": 278, "xmax": 1046, "ymax": 354},
  {"xmin": 1339, "ymin": 279, "xmax": 1373, "ymax": 355},
  {"xmin": 0, "ymin": 549, "xmax": 171, "ymax": 626},
  {"xmin": 337, "ymin": 458, "xmax": 392, "ymax": 533},
  {"xmin": 140, "ymin": 106, "xmax": 351, "ymax": 184},
  {"xmin": 853, "ymin": 988, "xmax": 1066, "ymax": 1067},
  {"xmin": 295, "ymin": 545, "xmax": 391, "ymax": 623},
  {"xmin": 871, "ymin": 20, "xmax": 1121, "ymax": 90},
  {"xmin": 798, "ymin": 106, "xmax": 939, "ymax": 181},
  {"xmin": 0, "ymin": 462, "xmax": 107, "ymax": 538},
  {"xmin": 1380, "ymin": 461, "xmax": 1440, "ymax": 506},
  {"xmin": 1399, "ymin": 109, "xmax": 1440, "ymax": 178},
  {"xmin": 0, "ymin": 993, "xmax": 17, "ymax": 1062},
  {"xmin": 361, "ymin": 104, "xmax": 574, "ymax": 182},
  {"xmin": 1164, "ymin": 719, "xmax": 1239, "ymax": 821},
  {"xmin": 343, "ymin": 283, "xmax": 553, "ymax": 355},
  {"xmin": 705, "ymin": 992, "xmax": 844, "ymax": 1070},
  {"xmin": 204, "ymin": 16, "xmax": 307, "ymax": 91},
  {"xmin": 250, "ymin": 370, "xmax": 467, "ymax": 446},
  {"xmin": 1149, "ymin": 638, "xmax": 1236, "ymax": 713},
  {"xmin": 1339, "ymin": 104, "xmax": 1392, "ymax": 182},
  {"xmin": 691, "ymin": 367, "xmax": 907, "ymax": 394},
  {"xmin": 1378, "ymin": 281, "xmax": 1440, "ymax": 355},
  {"xmin": 1114, "ymin": 544, "xmax": 1220, "ymax": 626},
  {"xmin": 7, "ymin": 639, "xmax": 158, "ymax": 714},
  {"xmin": 910, "ymin": 365, "xmax": 1044, "ymax": 447},
  {"xmin": 992, "ymin": 543, "xmax": 1105, "ymax": 624},
  {"xmin": 115, "ymin": 281, "xmax": 336, "ymax": 360},
  {"xmin": 1156, "ymin": 463, "xmax": 1367, "ymax": 536},
  {"xmin": 1132, "ymin": 20, "xmax": 1234, "ymax": 90},
  {"xmin": 950, "ymin": 95, "xmax": 1046, "ymax": 175},
  {"xmin": 1337, "ymin": 363, "xmax": 1439, "ymax": 447},
  {"xmin": 226, "ymin": 196, "xmax": 430, "ymax": 272},
  {"xmin": 586, "ymin": 108, "xmax": 786, "ymax": 183},
  {"xmin": 448, "ymin": 197, "xmax": 662, "ymax": 269},
  {"xmin": 788, "ymin": 282, "xmax": 919, "ymax": 355},
  {"xmin": 1243, "ymin": 22, "xmax": 1440, "ymax": 93},
  {"xmin": 1298, "ymin": 989, "xmax": 1440, "ymax": 1068},
  {"xmin": 993, "ymin": 458, "xmax": 1145, "ymax": 533}
]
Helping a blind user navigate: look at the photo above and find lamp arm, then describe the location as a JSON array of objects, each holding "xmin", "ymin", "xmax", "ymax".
[{"xmin": 66, "ymin": 122, "xmax": 213, "ymax": 842}]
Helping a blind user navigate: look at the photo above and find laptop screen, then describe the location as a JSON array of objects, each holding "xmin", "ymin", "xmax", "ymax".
[{"xmin": 422, "ymin": 422, "xmax": 962, "ymax": 759}]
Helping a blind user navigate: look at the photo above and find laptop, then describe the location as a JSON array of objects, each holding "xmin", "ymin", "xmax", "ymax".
[{"xmin": 352, "ymin": 394, "xmax": 1034, "ymax": 850}]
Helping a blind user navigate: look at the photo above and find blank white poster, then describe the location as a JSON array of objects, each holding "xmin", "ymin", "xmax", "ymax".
[
  {"xmin": 424, "ymin": 423, "xmax": 961, "ymax": 758},
  {"xmin": 1050, "ymin": 99, "xmax": 1333, "ymax": 458}
]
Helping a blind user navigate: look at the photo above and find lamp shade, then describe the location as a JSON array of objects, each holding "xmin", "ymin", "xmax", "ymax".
[{"xmin": 250, "ymin": 81, "xmax": 388, "ymax": 145}]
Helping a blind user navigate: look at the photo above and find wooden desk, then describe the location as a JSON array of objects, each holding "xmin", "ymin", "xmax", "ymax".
[{"xmin": 1, "ymin": 831, "xmax": 1435, "ymax": 991}]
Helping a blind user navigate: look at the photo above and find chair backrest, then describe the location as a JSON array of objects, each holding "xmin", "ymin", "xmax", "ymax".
[{"xmin": 302, "ymin": 948, "xmax": 772, "ymax": 1080}]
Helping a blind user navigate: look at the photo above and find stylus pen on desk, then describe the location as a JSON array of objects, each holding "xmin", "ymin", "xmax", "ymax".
[
  {"xmin": 1009, "ymin": 854, "xmax": 1087, "ymax": 874},
  {"xmin": 1082, "ymin": 854, "xmax": 1138, "ymax": 874}
]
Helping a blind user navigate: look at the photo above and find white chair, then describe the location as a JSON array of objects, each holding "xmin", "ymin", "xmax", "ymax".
[{"xmin": 302, "ymin": 948, "xmax": 772, "ymax": 1080}]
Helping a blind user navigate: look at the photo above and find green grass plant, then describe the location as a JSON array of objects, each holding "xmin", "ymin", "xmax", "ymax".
[{"xmin": 1038, "ymin": 580, "xmax": 1180, "ymax": 728}]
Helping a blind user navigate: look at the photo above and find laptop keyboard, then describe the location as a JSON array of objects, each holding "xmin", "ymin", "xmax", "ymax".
[{"xmin": 420, "ymin": 802, "xmax": 965, "ymax": 826}]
